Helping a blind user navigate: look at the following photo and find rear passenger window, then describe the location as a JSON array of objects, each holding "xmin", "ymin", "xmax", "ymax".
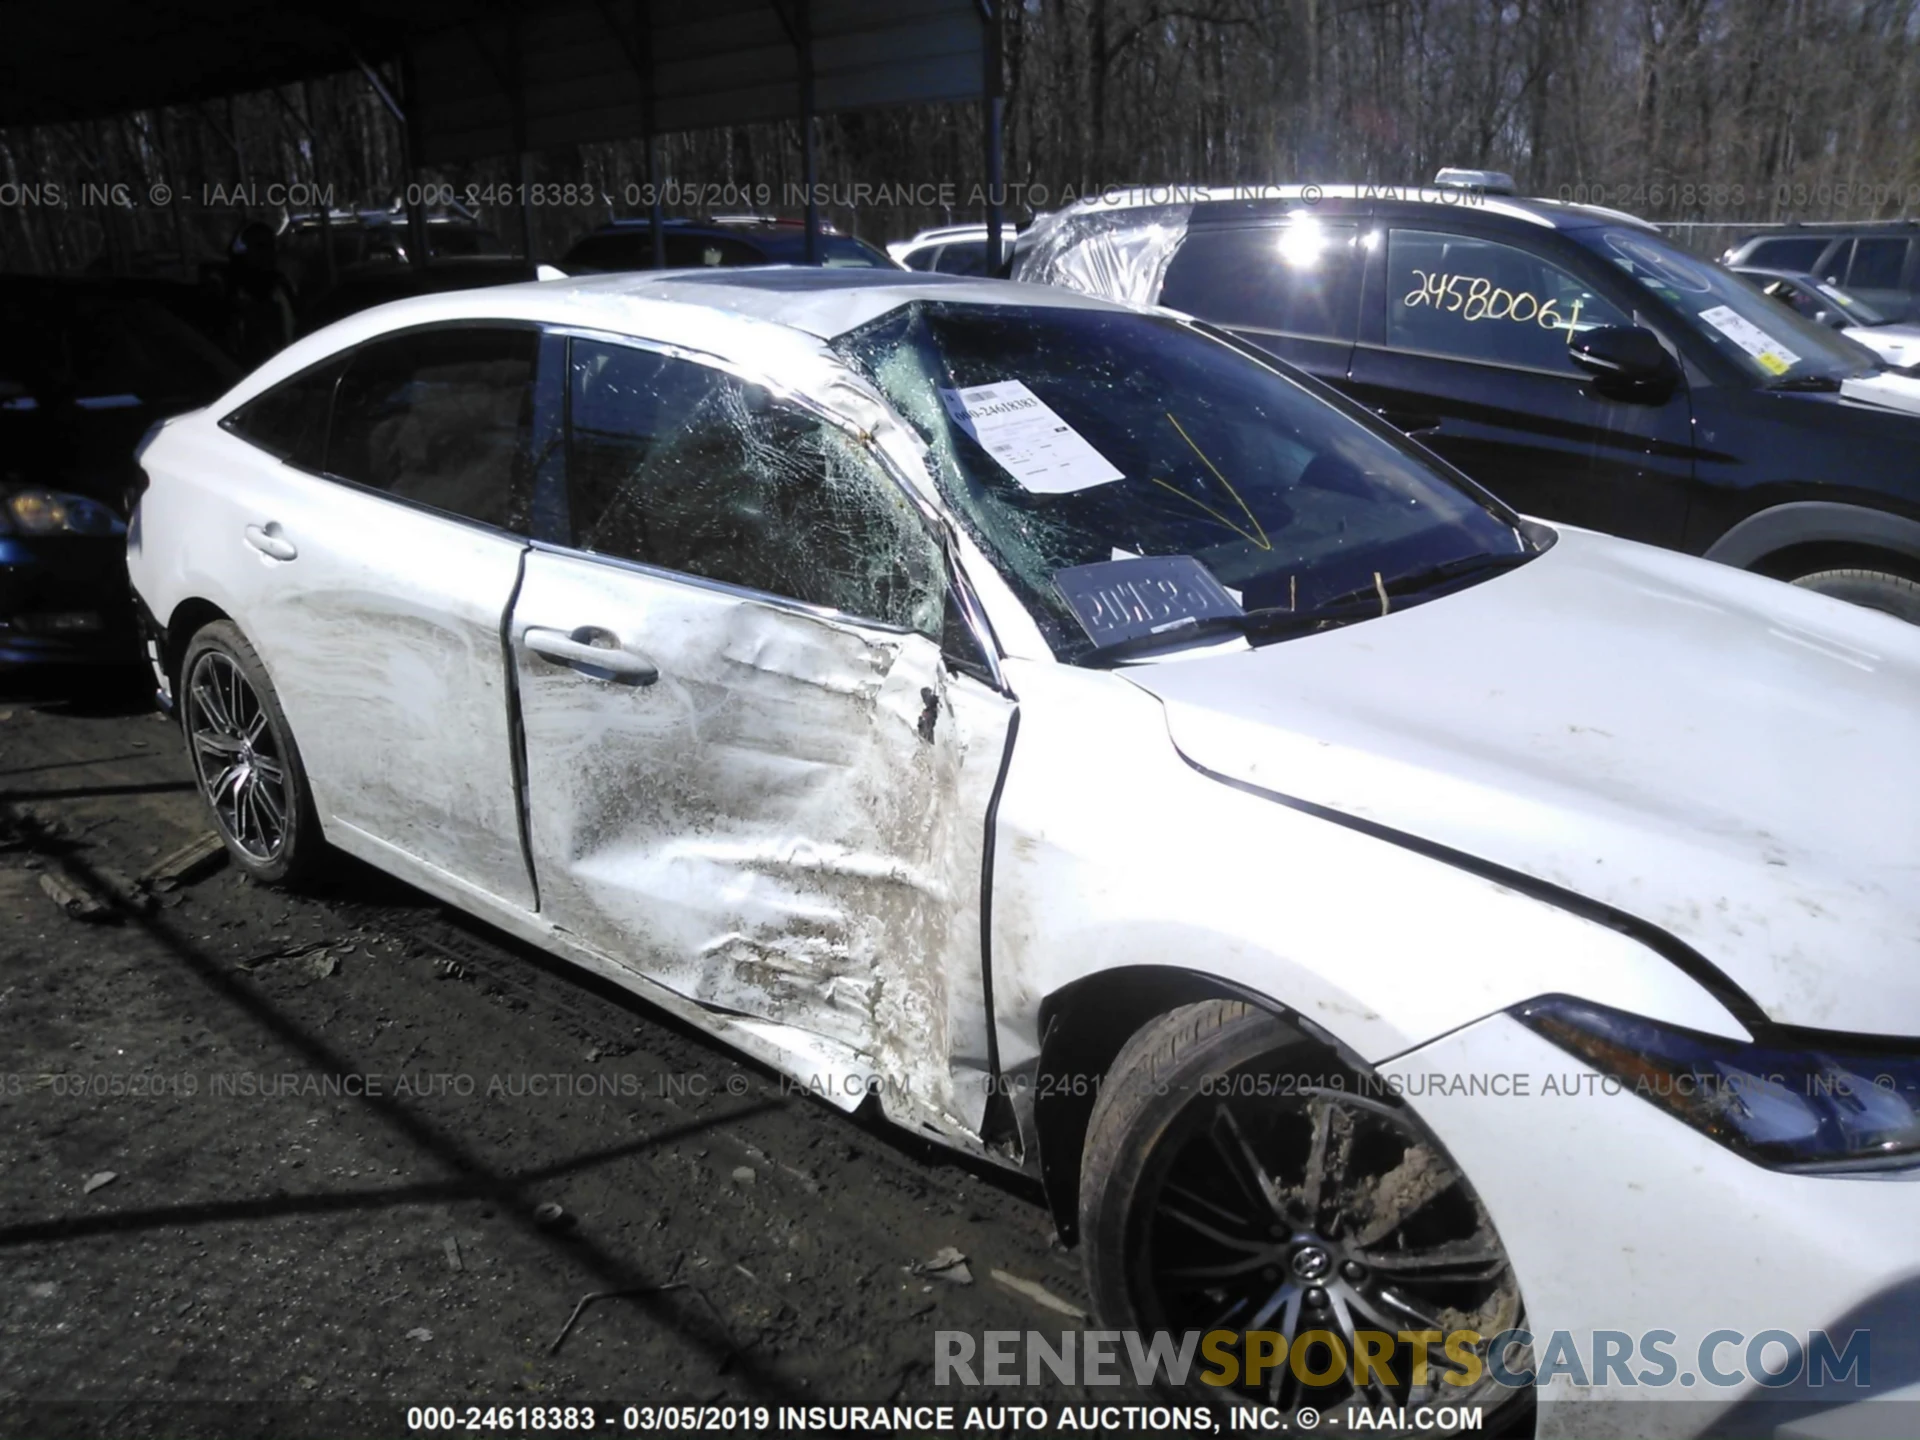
[
  {"xmin": 564, "ymin": 338, "xmax": 944, "ymax": 634},
  {"xmin": 326, "ymin": 327, "xmax": 538, "ymax": 531},
  {"xmin": 1385, "ymin": 229, "xmax": 1628, "ymax": 374},
  {"xmin": 223, "ymin": 358, "xmax": 345, "ymax": 468},
  {"xmin": 1160, "ymin": 221, "xmax": 1365, "ymax": 339},
  {"xmin": 1847, "ymin": 238, "xmax": 1911, "ymax": 291},
  {"xmin": 933, "ymin": 241, "xmax": 989, "ymax": 276},
  {"xmin": 1746, "ymin": 237, "xmax": 1829, "ymax": 272}
]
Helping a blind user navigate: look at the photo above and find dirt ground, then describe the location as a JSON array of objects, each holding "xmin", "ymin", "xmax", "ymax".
[{"xmin": 0, "ymin": 667, "xmax": 1153, "ymax": 1438}]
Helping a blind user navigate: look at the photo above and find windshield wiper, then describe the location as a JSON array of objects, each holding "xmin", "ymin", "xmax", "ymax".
[
  {"xmin": 1084, "ymin": 553, "xmax": 1535, "ymax": 664},
  {"xmin": 1087, "ymin": 598, "xmax": 1387, "ymax": 664},
  {"xmin": 1765, "ymin": 373, "xmax": 1845, "ymax": 392},
  {"xmin": 1311, "ymin": 550, "xmax": 1535, "ymax": 610}
]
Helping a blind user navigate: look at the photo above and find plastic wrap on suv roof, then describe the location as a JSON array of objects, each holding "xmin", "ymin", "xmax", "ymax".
[{"xmin": 1014, "ymin": 200, "xmax": 1194, "ymax": 304}]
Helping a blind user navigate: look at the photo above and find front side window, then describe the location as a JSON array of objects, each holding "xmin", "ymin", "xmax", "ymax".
[
  {"xmin": 1385, "ymin": 229, "xmax": 1628, "ymax": 373},
  {"xmin": 836, "ymin": 303, "xmax": 1529, "ymax": 664},
  {"xmin": 326, "ymin": 327, "xmax": 538, "ymax": 530},
  {"xmin": 1160, "ymin": 218, "xmax": 1365, "ymax": 340},
  {"xmin": 564, "ymin": 338, "xmax": 944, "ymax": 635}
]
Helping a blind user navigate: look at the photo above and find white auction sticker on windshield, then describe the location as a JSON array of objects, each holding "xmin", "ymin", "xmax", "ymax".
[
  {"xmin": 940, "ymin": 381, "xmax": 1125, "ymax": 494},
  {"xmin": 1698, "ymin": 305, "xmax": 1800, "ymax": 376}
]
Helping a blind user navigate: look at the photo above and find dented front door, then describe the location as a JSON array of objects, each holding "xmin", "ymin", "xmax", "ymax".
[{"xmin": 509, "ymin": 549, "xmax": 1012, "ymax": 1137}]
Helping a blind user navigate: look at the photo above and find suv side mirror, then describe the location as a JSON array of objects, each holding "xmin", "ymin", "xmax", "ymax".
[{"xmin": 1568, "ymin": 325, "xmax": 1679, "ymax": 389}]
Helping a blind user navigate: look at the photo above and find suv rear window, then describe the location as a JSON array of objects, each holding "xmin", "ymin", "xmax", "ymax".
[
  {"xmin": 1743, "ymin": 237, "xmax": 1830, "ymax": 272},
  {"xmin": 1160, "ymin": 221, "xmax": 1364, "ymax": 340}
]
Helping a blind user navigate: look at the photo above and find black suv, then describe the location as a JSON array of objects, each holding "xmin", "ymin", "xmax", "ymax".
[
  {"xmin": 1015, "ymin": 179, "xmax": 1920, "ymax": 620},
  {"xmin": 1722, "ymin": 224, "xmax": 1920, "ymax": 322}
]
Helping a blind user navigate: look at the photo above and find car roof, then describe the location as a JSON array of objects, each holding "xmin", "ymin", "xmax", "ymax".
[
  {"xmin": 900, "ymin": 224, "xmax": 989, "ymax": 246},
  {"xmin": 223, "ymin": 265, "xmax": 1135, "ymax": 408},
  {"xmin": 1049, "ymin": 182, "xmax": 1659, "ymax": 233}
]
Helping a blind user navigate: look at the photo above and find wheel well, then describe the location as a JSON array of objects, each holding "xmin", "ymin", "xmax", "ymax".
[
  {"xmin": 1032, "ymin": 966, "xmax": 1317, "ymax": 1244},
  {"xmin": 1747, "ymin": 540, "xmax": 1920, "ymax": 585},
  {"xmin": 163, "ymin": 599, "xmax": 231, "ymax": 691}
]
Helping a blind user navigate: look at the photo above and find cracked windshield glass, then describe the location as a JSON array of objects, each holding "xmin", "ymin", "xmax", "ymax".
[{"xmin": 837, "ymin": 303, "xmax": 1530, "ymax": 662}]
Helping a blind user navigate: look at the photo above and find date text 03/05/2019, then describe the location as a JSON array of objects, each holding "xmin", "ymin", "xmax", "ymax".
[{"xmin": 404, "ymin": 1404, "xmax": 1227, "ymax": 1433}]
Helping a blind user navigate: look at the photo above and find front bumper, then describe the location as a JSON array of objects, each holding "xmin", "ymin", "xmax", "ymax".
[
  {"xmin": 1386, "ymin": 1013, "xmax": 1920, "ymax": 1439},
  {"xmin": 0, "ymin": 534, "xmax": 140, "ymax": 667}
]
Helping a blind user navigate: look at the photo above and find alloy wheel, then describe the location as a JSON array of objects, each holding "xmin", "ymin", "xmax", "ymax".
[
  {"xmin": 1136, "ymin": 1075, "xmax": 1525, "ymax": 1422},
  {"xmin": 186, "ymin": 649, "xmax": 290, "ymax": 863}
]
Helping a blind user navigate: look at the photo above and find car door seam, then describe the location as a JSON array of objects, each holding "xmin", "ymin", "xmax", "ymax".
[
  {"xmin": 500, "ymin": 543, "xmax": 540, "ymax": 911},
  {"xmin": 976, "ymin": 703, "xmax": 1022, "ymax": 1147}
]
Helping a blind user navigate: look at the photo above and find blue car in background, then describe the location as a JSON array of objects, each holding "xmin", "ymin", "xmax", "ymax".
[{"xmin": 0, "ymin": 277, "xmax": 238, "ymax": 667}]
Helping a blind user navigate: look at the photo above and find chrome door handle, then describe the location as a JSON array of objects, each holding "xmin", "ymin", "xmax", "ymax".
[
  {"xmin": 524, "ymin": 626, "xmax": 659, "ymax": 685},
  {"xmin": 244, "ymin": 523, "xmax": 297, "ymax": 561}
]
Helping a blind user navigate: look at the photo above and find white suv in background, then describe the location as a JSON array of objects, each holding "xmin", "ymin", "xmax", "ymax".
[{"xmin": 888, "ymin": 223, "xmax": 994, "ymax": 274}]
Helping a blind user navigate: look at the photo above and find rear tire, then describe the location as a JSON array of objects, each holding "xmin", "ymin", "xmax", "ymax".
[
  {"xmin": 1788, "ymin": 567, "xmax": 1920, "ymax": 623},
  {"xmin": 179, "ymin": 620, "xmax": 324, "ymax": 885},
  {"xmin": 1079, "ymin": 1000, "xmax": 1527, "ymax": 1432}
]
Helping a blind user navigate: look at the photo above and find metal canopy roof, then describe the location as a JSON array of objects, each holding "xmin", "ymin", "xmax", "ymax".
[
  {"xmin": 0, "ymin": 1, "xmax": 433, "ymax": 129},
  {"xmin": 5, "ymin": 0, "xmax": 1004, "ymax": 269},
  {"xmin": 0, "ymin": 0, "xmax": 987, "ymax": 149},
  {"xmin": 410, "ymin": 0, "xmax": 985, "ymax": 162}
]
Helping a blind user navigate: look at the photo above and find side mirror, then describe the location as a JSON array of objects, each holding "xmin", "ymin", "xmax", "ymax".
[{"xmin": 1568, "ymin": 325, "xmax": 1679, "ymax": 388}]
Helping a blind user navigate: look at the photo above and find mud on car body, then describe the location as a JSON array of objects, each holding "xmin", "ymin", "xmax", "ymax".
[{"xmin": 127, "ymin": 267, "xmax": 1920, "ymax": 1434}]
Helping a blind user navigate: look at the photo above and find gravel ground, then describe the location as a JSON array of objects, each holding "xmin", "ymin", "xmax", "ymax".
[{"xmin": 0, "ymin": 669, "xmax": 1156, "ymax": 1438}]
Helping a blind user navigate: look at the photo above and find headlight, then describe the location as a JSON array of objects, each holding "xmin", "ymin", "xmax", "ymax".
[
  {"xmin": 3, "ymin": 489, "xmax": 127, "ymax": 537},
  {"xmin": 1515, "ymin": 995, "xmax": 1920, "ymax": 1172}
]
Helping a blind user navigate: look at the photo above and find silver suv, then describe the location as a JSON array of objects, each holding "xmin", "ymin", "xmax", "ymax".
[{"xmin": 1722, "ymin": 224, "xmax": 1920, "ymax": 321}]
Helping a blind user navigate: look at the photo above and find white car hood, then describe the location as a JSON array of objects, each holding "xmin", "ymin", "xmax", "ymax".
[
  {"xmin": 1121, "ymin": 530, "xmax": 1920, "ymax": 1036},
  {"xmin": 1844, "ymin": 322, "xmax": 1920, "ymax": 367}
]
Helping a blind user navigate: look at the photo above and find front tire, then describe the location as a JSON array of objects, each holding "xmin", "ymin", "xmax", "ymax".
[
  {"xmin": 1789, "ymin": 567, "xmax": 1920, "ymax": 623},
  {"xmin": 180, "ymin": 620, "xmax": 323, "ymax": 885},
  {"xmin": 1079, "ymin": 1000, "xmax": 1527, "ymax": 1431}
]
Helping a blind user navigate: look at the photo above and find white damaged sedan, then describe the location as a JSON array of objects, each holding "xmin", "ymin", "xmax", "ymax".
[{"xmin": 128, "ymin": 269, "xmax": 1919, "ymax": 1435}]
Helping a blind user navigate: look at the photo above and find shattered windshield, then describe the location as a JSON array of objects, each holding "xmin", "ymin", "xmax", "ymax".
[{"xmin": 834, "ymin": 302, "xmax": 1529, "ymax": 663}]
